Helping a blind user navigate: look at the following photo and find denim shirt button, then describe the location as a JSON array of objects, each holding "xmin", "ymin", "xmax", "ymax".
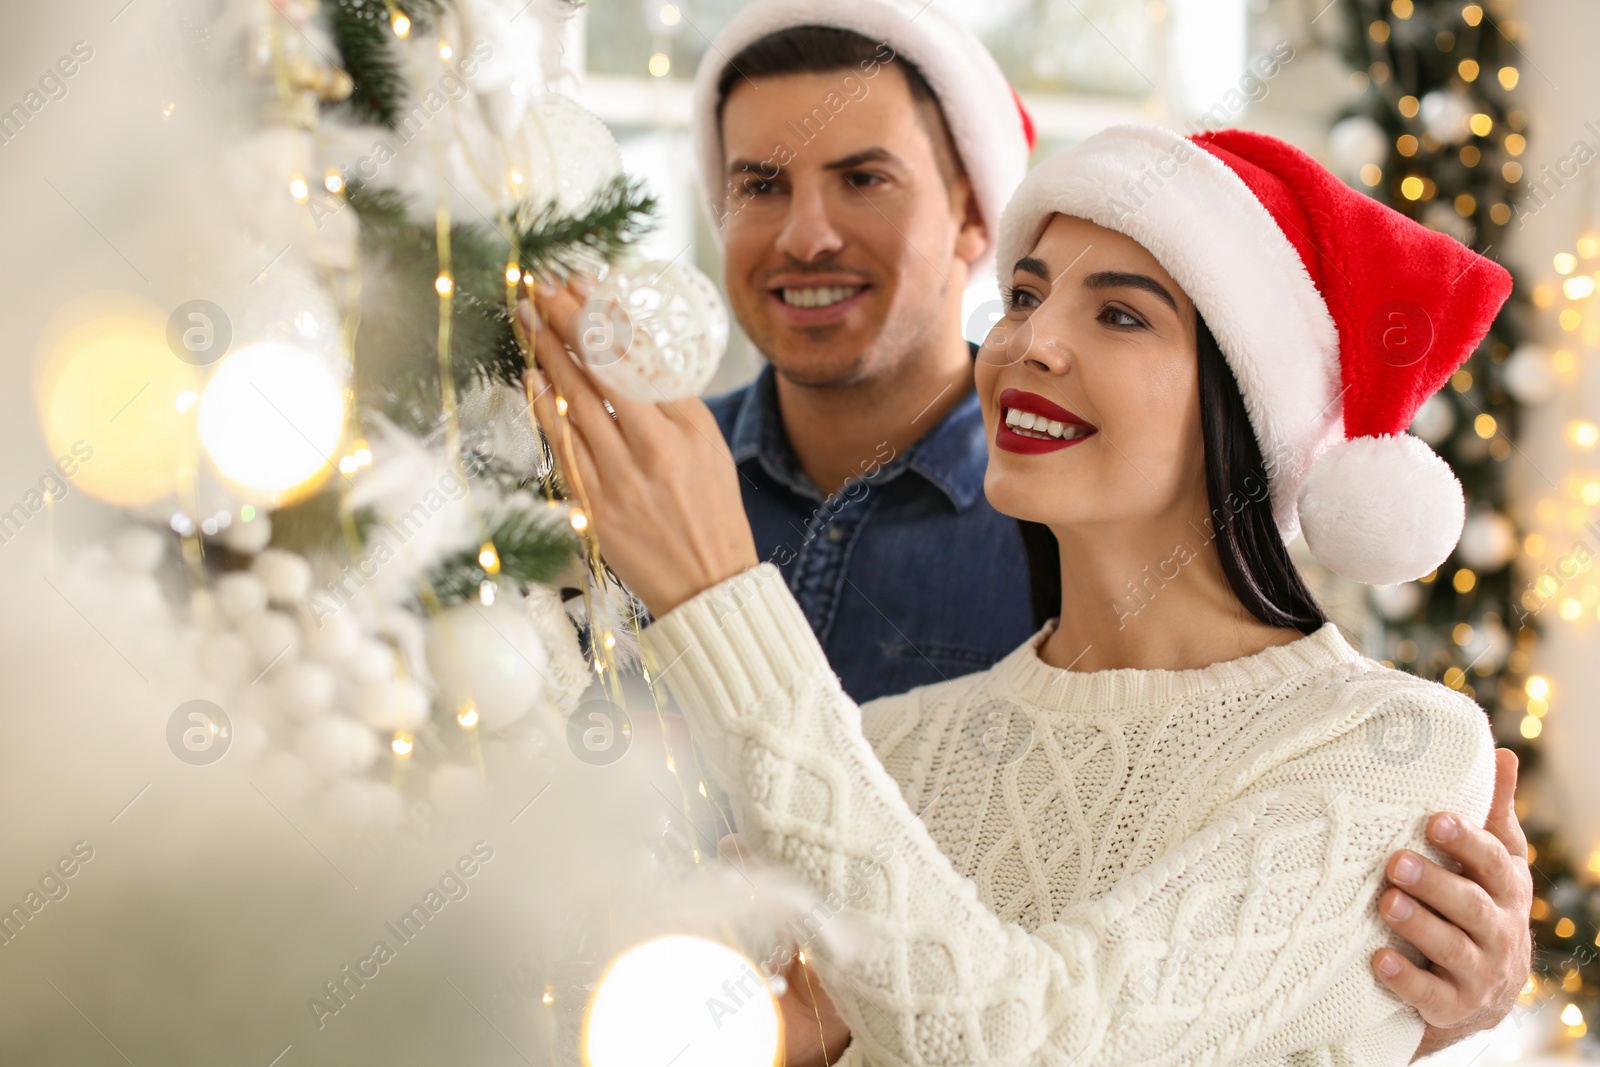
[{"xmin": 825, "ymin": 524, "xmax": 845, "ymax": 543}]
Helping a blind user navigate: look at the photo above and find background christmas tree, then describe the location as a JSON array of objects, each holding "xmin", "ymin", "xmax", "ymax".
[{"xmin": 1333, "ymin": 0, "xmax": 1596, "ymax": 1043}]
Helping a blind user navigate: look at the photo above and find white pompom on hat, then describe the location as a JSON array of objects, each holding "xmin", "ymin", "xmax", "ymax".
[
  {"xmin": 996, "ymin": 125, "xmax": 1512, "ymax": 586},
  {"xmin": 690, "ymin": 0, "xmax": 1035, "ymax": 272}
]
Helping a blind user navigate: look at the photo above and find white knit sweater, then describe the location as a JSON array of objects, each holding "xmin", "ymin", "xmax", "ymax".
[{"xmin": 641, "ymin": 564, "xmax": 1496, "ymax": 1066}]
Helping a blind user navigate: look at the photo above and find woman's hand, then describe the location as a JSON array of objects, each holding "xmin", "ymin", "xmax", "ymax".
[
  {"xmin": 1373, "ymin": 749, "xmax": 1533, "ymax": 1057},
  {"xmin": 521, "ymin": 280, "xmax": 759, "ymax": 619}
]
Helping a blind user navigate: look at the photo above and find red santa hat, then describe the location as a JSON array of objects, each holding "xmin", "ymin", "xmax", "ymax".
[
  {"xmin": 996, "ymin": 125, "xmax": 1513, "ymax": 586},
  {"xmin": 691, "ymin": 0, "xmax": 1035, "ymax": 271}
]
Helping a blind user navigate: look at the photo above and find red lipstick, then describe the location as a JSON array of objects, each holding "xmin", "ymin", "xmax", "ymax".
[{"xmin": 994, "ymin": 388, "xmax": 1098, "ymax": 455}]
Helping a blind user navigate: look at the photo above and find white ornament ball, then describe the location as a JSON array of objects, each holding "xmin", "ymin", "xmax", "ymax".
[
  {"xmin": 345, "ymin": 638, "xmax": 396, "ymax": 683},
  {"xmin": 426, "ymin": 597, "xmax": 549, "ymax": 731},
  {"xmin": 105, "ymin": 573, "xmax": 169, "ymax": 625},
  {"xmin": 255, "ymin": 750, "xmax": 314, "ymax": 804},
  {"xmin": 200, "ymin": 631, "xmax": 254, "ymax": 686},
  {"xmin": 1372, "ymin": 581, "xmax": 1424, "ymax": 620},
  {"xmin": 221, "ymin": 513, "xmax": 273, "ymax": 555},
  {"xmin": 519, "ymin": 93, "xmax": 623, "ymax": 215},
  {"xmin": 253, "ymin": 548, "xmax": 313, "ymax": 605},
  {"xmin": 429, "ymin": 762, "xmax": 487, "ymax": 817},
  {"xmin": 110, "ymin": 525, "xmax": 166, "ymax": 573},
  {"xmin": 1458, "ymin": 509, "xmax": 1518, "ymax": 572},
  {"xmin": 270, "ymin": 660, "xmax": 337, "ymax": 721},
  {"xmin": 1410, "ymin": 393, "xmax": 1457, "ymax": 446},
  {"xmin": 240, "ymin": 609, "xmax": 300, "ymax": 669},
  {"xmin": 1329, "ymin": 115, "xmax": 1388, "ymax": 180},
  {"xmin": 1420, "ymin": 89, "xmax": 1473, "ymax": 144},
  {"xmin": 356, "ymin": 677, "xmax": 431, "ymax": 731},
  {"xmin": 1504, "ymin": 344, "xmax": 1558, "ymax": 404},
  {"xmin": 302, "ymin": 609, "xmax": 360, "ymax": 664},
  {"xmin": 296, "ymin": 716, "xmax": 381, "ymax": 777},
  {"xmin": 214, "ymin": 571, "xmax": 269, "ymax": 624},
  {"xmin": 579, "ymin": 259, "xmax": 729, "ymax": 402},
  {"xmin": 1463, "ymin": 618, "xmax": 1511, "ymax": 673}
]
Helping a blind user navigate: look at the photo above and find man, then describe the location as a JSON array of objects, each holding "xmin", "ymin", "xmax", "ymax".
[{"xmin": 676, "ymin": 0, "xmax": 1531, "ymax": 1059}]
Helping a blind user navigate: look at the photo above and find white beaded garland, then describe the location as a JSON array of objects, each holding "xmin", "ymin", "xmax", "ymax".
[
  {"xmin": 239, "ymin": 610, "xmax": 300, "ymax": 669},
  {"xmin": 356, "ymin": 677, "xmax": 431, "ymax": 731},
  {"xmin": 110, "ymin": 526, "xmax": 166, "ymax": 573},
  {"xmin": 214, "ymin": 572, "xmax": 269, "ymax": 623},
  {"xmin": 253, "ymin": 548, "xmax": 314, "ymax": 605},
  {"xmin": 296, "ymin": 717, "xmax": 380, "ymax": 777},
  {"xmin": 200, "ymin": 632, "xmax": 255, "ymax": 686},
  {"xmin": 302, "ymin": 609, "xmax": 361, "ymax": 664},
  {"xmin": 270, "ymin": 660, "xmax": 337, "ymax": 721}
]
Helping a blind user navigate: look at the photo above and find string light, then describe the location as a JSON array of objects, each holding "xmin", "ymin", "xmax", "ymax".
[
  {"xmin": 506, "ymin": 265, "xmax": 523, "ymax": 284},
  {"xmin": 555, "ymin": 396, "xmax": 569, "ymax": 416},
  {"xmin": 324, "ymin": 170, "xmax": 345, "ymax": 193},
  {"xmin": 391, "ymin": 11, "xmax": 411, "ymax": 37},
  {"xmin": 392, "ymin": 733, "xmax": 414, "ymax": 757},
  {"xmin": 439, "ymin": 42, "xmax": 453, "ymax": 60},
  {"xmin": 288, "ymin": 176, "xmax": 309, "ymax": 202},
  {"xmin": 1527, "ymin": 675, "xmax": 1550, "ymax": 700},
  {"xmin": 659, "ymin": 2, "xmax": 682, "ymax": 24},
  {"xmin": 1462, "ymin": 3, "xmax": 1483, "ymax": 27},
  {"xmin": 570, "ymin": 509, "xmax": 588, "ymax": 532},
  {"xmin": 458, "ymin": 704, "xmax": 480, "ymax": 729},
  {"xmin": 1555, "ymin": 252, "xmax": 1578, "ymax": 275},
  {"xmin": 1459, "ymin": 59, "xmax": 1480, "ymax": 81},
  {"xmin": 478, "ymin": 542, "xmax": 501, "ymax": 573},
  {"xmin": 1453, "ymin": 568, "xmax": 1477, "ymax": 593},
  {"xmin": 1562, "ymin": 275, "xmax": 1595, "ymax": 301},
  {"xmin": 1521, "ymin": 715, "xmax": 1542, "ymax": 739},
  {"xmin": 648, "ymin": 52, "xmax": 671, "ymax": 77},
  {"xmin": 435, "ymin": 274, "xmax": 454, "ymax": 296},
  {"xmin": 1568, "ymin": 421, "xmax": 1599, "ymax": 448},
  {"xmin": 542, "ymin": 986, "xmax": 555, "ymax": 1005}
]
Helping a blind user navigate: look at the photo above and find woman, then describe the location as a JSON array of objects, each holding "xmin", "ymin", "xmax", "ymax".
[{"xmin": 525, "ymin": 126, "xmax": 1512, "ymax": 1065}]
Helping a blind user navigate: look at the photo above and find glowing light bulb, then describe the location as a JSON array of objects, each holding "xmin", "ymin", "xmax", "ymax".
[
  {"xmin": 478, "ymin": 543, "xmax": 500, "ymax": 572},
  {"xmin": 391, "ymin": 11, "xmax": 411, "ymax": 37},
  {"xmin": 570, "ymin": 509, "xmax": 588, "ymax": 532},
  {"xmin": 289, "ymin": 177, "xmax": 309, "ymax": 202},
  {"xmin": 648, "ymin": 52, "xmax": 671, "ymax": 77},
  {"xmin": 1561, "ymin": 1003, "xmax": 1583, "ymax": 1026},
  {"xmin": 197, "ymin": 341, "xmax": 346, "ymax": 503},
  {"xmin": 324, "ymin": 171, "xmax": 345, "ymax": 194},
  {"xmin": 457, "ymin": 705, "xmax": 479, "ymax": 729},
  {"xmin": 1555, "ymin": 252, "xmax": 1577, "ymax": 275},
  {"xmin": 585, "ymin": 937, "xmax": 779, "ymax": 1067},
  {"xmin": 392, "ymin": 733, "xmax": 414, "ymax": 757},
  {"xmin": 435, "ymin": 274, "xmax": 454, "ymax": 296}
]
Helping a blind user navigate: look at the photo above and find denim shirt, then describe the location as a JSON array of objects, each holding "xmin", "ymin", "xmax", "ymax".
[{"xmin": 707, "ymin": 361, "xmax": 1035, "ymax": 704}]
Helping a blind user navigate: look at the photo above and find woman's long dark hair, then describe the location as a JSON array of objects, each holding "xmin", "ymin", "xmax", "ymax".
[{"xmin": 1020, "ymin": 312, "xmax": 1328, "ymax": 634}]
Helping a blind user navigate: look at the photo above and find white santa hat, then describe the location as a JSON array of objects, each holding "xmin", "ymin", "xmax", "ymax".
[
  {"xmin": 691, "ymin": 0, "xmax": 1035, "ymax": 271},
  {"xmin": 997, "ymin": 124, "xmax": 1513, "ymax": 586}
]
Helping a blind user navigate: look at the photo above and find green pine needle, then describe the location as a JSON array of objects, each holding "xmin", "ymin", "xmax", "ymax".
[
  {"xmin": 324, "ymin": 0, "xmax": 448, "ymax": 129},
  {"xmin": 515, "ymin": 175, "xmax": 659, "ymax": 282},
  {"xmin": 429, "ymin": 509, "xmax": 579, "ymax": 605}
]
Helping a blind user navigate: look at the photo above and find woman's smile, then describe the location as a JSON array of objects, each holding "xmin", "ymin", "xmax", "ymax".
[{"xmin": 994, "ymin": 387, "xmax": 1098, "ymax": 455}]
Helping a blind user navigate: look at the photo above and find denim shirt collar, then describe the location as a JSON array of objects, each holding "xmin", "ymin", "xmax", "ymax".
[{"xmin": 726, "ymin": 363, "xmax": 987, "ymax": 511}]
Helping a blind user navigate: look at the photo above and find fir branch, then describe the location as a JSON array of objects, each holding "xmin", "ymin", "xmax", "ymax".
[
  {"xmin": 428, "ymin": 509, "xmax": 579, "ymax": 605},
  {"xmin": 514, "ymin": 175, "xmax": 659, "ymax": 281},
  {"xmin": 324, "ymin": 0, "xmax": 449, "ymax": 129}
]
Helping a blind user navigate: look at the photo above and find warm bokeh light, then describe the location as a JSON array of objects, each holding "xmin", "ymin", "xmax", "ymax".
[
  {"xmin": 197, "ymin": 341, "xmax": 345, "ymax": 504},
  {"xmin": 34, "ymin": 293, "xmax": 200, "ymax": 506},
  {"xmin": 585, "ymin": 936, "xmax": 779, "ymax": 1067}
]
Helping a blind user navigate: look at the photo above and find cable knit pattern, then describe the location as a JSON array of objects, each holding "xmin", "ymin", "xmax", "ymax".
[{"xmin": 641, "ymin": 564, "xmax": 1496, "ymax": 1066}]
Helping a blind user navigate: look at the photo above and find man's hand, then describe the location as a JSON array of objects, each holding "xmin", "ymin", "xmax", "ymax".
[
  {"xmin": 717, "ymin": 835, "xmax": 853, "ymax": 1066},
  {"xmin": 1372, "ymin": 749, "xmax": 1533, "ymax": 1056}
]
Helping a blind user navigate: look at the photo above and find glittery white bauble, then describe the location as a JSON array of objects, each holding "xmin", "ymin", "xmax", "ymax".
[
  {"xmin": 425, "ymin": 597, "xmax": 548, "ymax": 731},
  {"xmin": 1329, "ymin": 115, "xmax": 1388, "ymax": 180},
  {"xmin": 1458, "ymin": 509, "xmax": 1518, "ymax": 572},
  {"xmin": 1462, "ymin": 618, "xmax": 1510, "ymax": 673},
  {"xmin": 215, "ymin": 572, "xmax": 269, "ymax": 623},
  {"xmin": 1504, "ymin": 344, "xmax": 1558, "ymax": 404},
  {"xmin": 271, "ymin": 660, "xmax": 337, "ymax": 720},
  {"xmin": 296, "ymin": 716, "xmax": 380, "ymax": 777},
  {"xmin": 1410, "ymin": 393, "xmax": 1456, "ymax": 446},
  {"xmin": 302, "ymin": 609, "xmax": 360, "ymax": 664},
  {"xmin": 253, "ymin": 548, "xmax": 313, "ymax": 605},
  {"xmin": 1420, "ymin": 89, "xmax": 1473, "ymax": 143},
  {"xmin": 579, "ymin": 259, "xmax": 729, "ymax": 402},
  {"xmin": 356, "ymin": 677, "xmax": 431, "ymax": 731},
  {"xmin": 1371, "ymin": 581, "xmax": 1424, "ymax": 621},
  {"xmin": 519, "ymin": 94, "xmax": 623, "ymax": 215},
  {"xmin": 111, "ymin": 526, "xmax": 166, "ymax": 573}
]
